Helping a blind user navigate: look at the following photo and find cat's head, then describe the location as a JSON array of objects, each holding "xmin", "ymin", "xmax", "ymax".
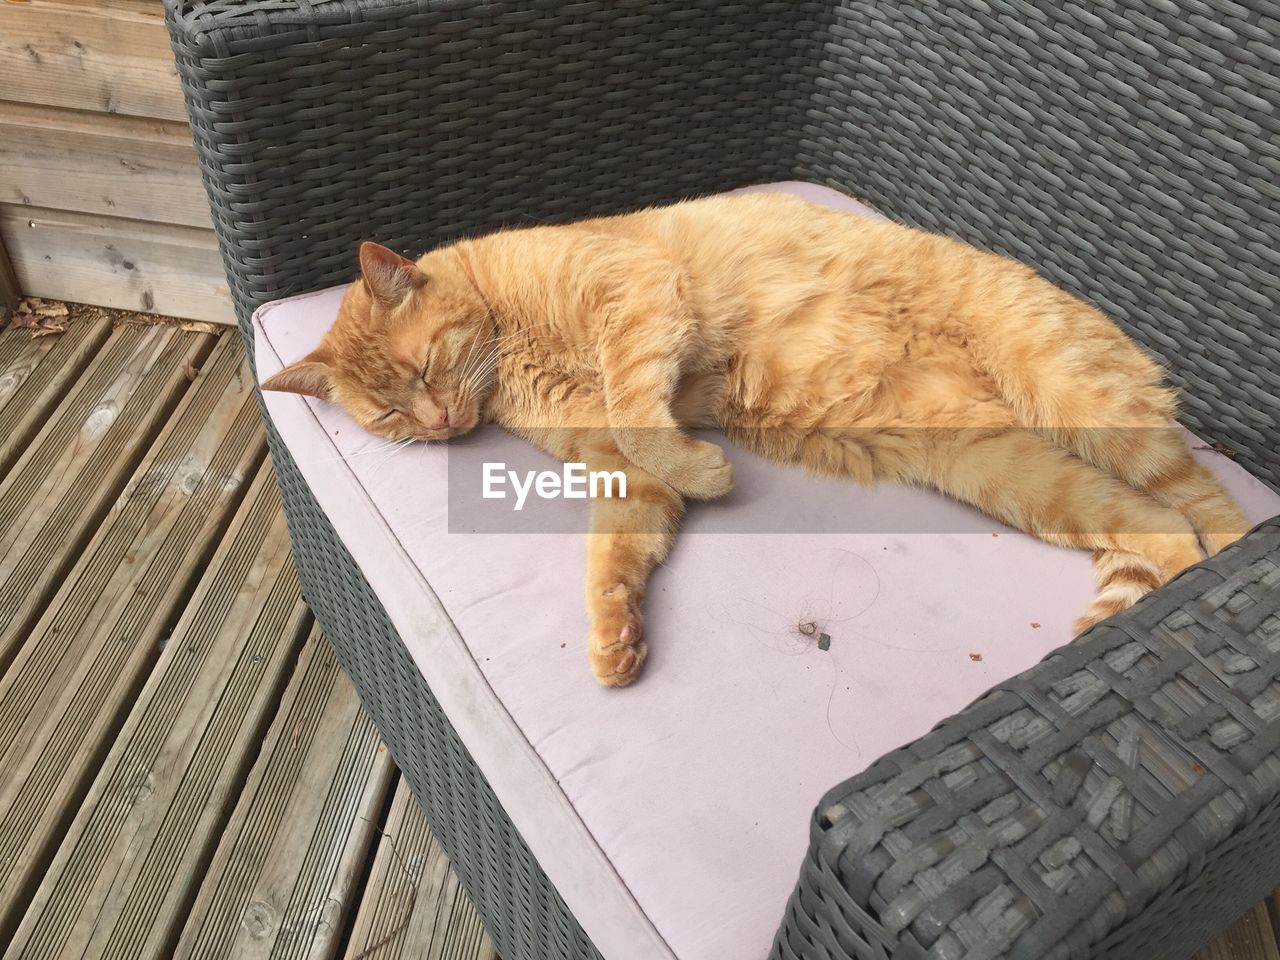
[{"xmin": 261, "ymin": 242, "xmax": 496, "ymax": 441}]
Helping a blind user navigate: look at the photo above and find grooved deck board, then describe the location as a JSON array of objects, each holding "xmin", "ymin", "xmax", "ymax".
[
  {"xmin": 6, "ymin": 465, "xmax": 308, "ymax": 960},
  {"xmin": 176, "ymin": 626, "xmax": 395, "ymax": 960},
  {"xmin": 0, "ymin": 322, "xmax": 213, "ymax": 663},
  {"xmin": 0, "ymin": 313, "xmax": 113, "ymax": 480},
  {"xmin": 342, "ymin": 779, "xmax": 498, "ymax": 960},
  {"xmin": 1197, "ymin": 903, "xmax": 1280, "ymax": 960},
  {"xmin": 0, "ymin": 333, "xmax": 264, "ymax": 943}
]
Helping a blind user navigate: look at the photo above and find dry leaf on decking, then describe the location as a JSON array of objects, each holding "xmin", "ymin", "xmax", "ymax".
[
  {"xmin": 8, "ymin": 298, "xmax": 71, "ymax": 337},
  {"xmin": 31, "ymin": 321, "xmax": 67, "ymax": 338}
]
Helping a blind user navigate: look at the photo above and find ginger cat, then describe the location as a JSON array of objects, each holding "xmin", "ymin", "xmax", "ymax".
[{"xmin": 263, "ymin": 191, "xmax": 1248, "ymax": 687}]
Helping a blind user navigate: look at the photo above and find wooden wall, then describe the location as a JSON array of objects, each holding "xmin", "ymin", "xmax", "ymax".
[{"xmin": 0, "ymin": 0, "xmax": 234, "ymax": 324}]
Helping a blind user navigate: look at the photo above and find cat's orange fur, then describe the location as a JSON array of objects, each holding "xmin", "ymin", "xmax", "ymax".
[{"xmin": 263, "ymin": 192, "xmax": 1249, "ymax": 686}]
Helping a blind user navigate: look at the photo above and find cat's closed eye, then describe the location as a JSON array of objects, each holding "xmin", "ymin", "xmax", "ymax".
[{"xmin": 373, "ymin": 410, "xmax": 399, "ymax": 424}]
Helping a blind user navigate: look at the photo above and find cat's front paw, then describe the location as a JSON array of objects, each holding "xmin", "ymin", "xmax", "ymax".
[
  {"xmin": 663, "ymin": 439, "xmax": 734, "ymax": 500},
  {"xmin": 588, "ymin": 582, "xmax": 648, "ymax": 687},
  {"xmin": 590, "ymin": 624, "xmax": 648, "ymax": 687}
]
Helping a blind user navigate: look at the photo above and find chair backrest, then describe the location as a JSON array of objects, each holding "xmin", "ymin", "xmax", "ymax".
[
  {"xmin": 167, "ymin": 0, "xmax": 1279, "ymax": 488},
  {"xmin": 165, "ymin": 0, "xmax": 827, "ymax": 334},
  {"xmin": 802, "ymin": 1, "xmax": 1280, "ymax": 488}
]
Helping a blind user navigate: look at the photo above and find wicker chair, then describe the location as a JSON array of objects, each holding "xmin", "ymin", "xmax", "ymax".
[{"xmin": 164, "ymin": 3, "xmax": 1280, "ymax": 958}]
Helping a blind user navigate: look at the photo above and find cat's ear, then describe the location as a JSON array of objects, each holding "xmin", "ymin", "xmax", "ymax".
[
  {"xmin": 261, "ymin": 352, "xmax": 334, "ymax": 401},
  {"xmin": 359, "ymin": 241, "xmax": 426, "ymax": 306}
]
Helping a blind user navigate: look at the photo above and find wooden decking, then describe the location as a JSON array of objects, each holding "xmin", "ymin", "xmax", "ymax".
[
  {"xmin": 0, "ymin": 308, "xmax": 494, "ymax": 959},
  {"xmin": 0, "ymin": 306, "xmax": 1276, "ymax": 960}
]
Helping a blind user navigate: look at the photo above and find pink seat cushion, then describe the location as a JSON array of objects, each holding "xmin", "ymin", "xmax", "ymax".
[{"xmin": 254, "ymin": 182, "xmax": 1280, "ymax": 960}]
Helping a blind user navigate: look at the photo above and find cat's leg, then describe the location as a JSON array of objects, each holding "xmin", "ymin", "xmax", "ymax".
[
  {"xmin": 603, "ymin": 364, "xmax": 733, "ymax": 501},
  {"xmin": 1018, "ymin": 374, "xmax": 1248, "ymax": 553},
  {"xmin": 593, "ymin": 264, "xmax": 734, "ymax": 500},
  {"xmin": 914, "ymin": 428, "xmax": 1204, "ymax": 634},
  {"xmin": 1051, "ymin": 421, "xmax": 1248, "ymax": 555},
  {"xmin": 517, "ymin": 421, "xmax": 683, "ymax": 687},
  {"xmin": 971, "ymin": 295, "xmax": 1248, "ymax": 552},
  {"xmin": 572, "ymin": 429, "xmax": 684, "ymax": 686}
]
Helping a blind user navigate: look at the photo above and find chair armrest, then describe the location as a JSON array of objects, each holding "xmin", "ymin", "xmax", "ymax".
[{"xmin": 773, "ymin": 518, "xmax": 1280, "ymax": 960}]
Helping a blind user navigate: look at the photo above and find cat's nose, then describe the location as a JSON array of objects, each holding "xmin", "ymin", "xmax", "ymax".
[{"xmin": 430, "ymin": 409, "xmax": 450, "ymax": 431}]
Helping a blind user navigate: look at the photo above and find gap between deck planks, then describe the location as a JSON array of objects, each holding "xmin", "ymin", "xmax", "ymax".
[
  {"xmin": 0, "ymin": 321, "xmax": 495, "ymax": 958},
  {"xmin": 0, "ymin": 308, "xmax": 112, "ymax": 477}
]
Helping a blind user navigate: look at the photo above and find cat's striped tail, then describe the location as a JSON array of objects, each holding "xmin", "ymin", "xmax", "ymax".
[{"xmin": 1075, "ymin": 549, "xmax": 1165, "ymax": 635}]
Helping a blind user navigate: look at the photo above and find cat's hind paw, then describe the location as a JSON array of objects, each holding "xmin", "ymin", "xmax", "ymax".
[{"xmin": 590, "ymin": 623, "xmax": 648, "ymax": 687}]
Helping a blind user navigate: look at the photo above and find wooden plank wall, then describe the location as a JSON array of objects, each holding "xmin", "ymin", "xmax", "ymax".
[{"xmin": 0, "ymin": 0, "xmax": 235, "ymax": 324}]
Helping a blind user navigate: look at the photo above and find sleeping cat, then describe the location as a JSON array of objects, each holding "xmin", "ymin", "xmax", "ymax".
[{"xmin": 262, "ymin": 191, "xmax": 1248, "ymax": 687}]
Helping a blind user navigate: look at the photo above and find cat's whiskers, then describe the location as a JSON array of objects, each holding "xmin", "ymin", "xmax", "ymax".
[
  {"xmin": 480, "ymin": 320, "xmax": 557, "ymax": 355},
  {"xmin": 453, "ymin": 322, "xmax": 531, "ymax": 391},
  {"xmin": 325, "ymin": 437, "xmax": 408, "ymax": 465},
  {"xmin": 365, "ymin": 435, "xmax": 416, "ymax": 483},
  {"xmin": 466, "ymin": 347, "xmax": 503, "ymax": 384},
  {"xmin": 456, "ymin": 338, "xmax": 500, "ymax": 390},
  {"xmin": 455, "ymin": 322, "xmax": 486, "ymax": 387},
  {"xmin": 456, "ymin": 336, "xmax": 520, "ymax": 396},
  {"xmin": 459, "ymin": 347, "xmax": 509, "ymax": 405}
]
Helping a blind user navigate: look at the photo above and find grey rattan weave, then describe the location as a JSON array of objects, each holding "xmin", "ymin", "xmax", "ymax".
[
  {"xmin": 775, "ymin": 520, "xmax": 1280, "ymax": 960},
  {"xmin": 164, "ymin": 2, "xmax": 1280, "ymax": 958}
]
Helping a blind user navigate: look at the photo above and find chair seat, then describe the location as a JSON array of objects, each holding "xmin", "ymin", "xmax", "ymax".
[{"xmin": 253, "ymin": 182, "xmax": 1280, "ymax": 960}]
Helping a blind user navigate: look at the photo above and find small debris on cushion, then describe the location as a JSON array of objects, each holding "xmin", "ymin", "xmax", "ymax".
[
  {"xmin": 969, "ymin": 652, "xmax": 983, "ymax": 662},
  {"xmin": 1193, "ymin": 441, "xmax": 1237, "ymax": 458},
  {"xmin": 817, "ymin": 632, "xmax": 831, "ymax": 651},
  {"xmin": 1031, "ymin": 622, "xmax": 1041, "ymax": 629}
]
